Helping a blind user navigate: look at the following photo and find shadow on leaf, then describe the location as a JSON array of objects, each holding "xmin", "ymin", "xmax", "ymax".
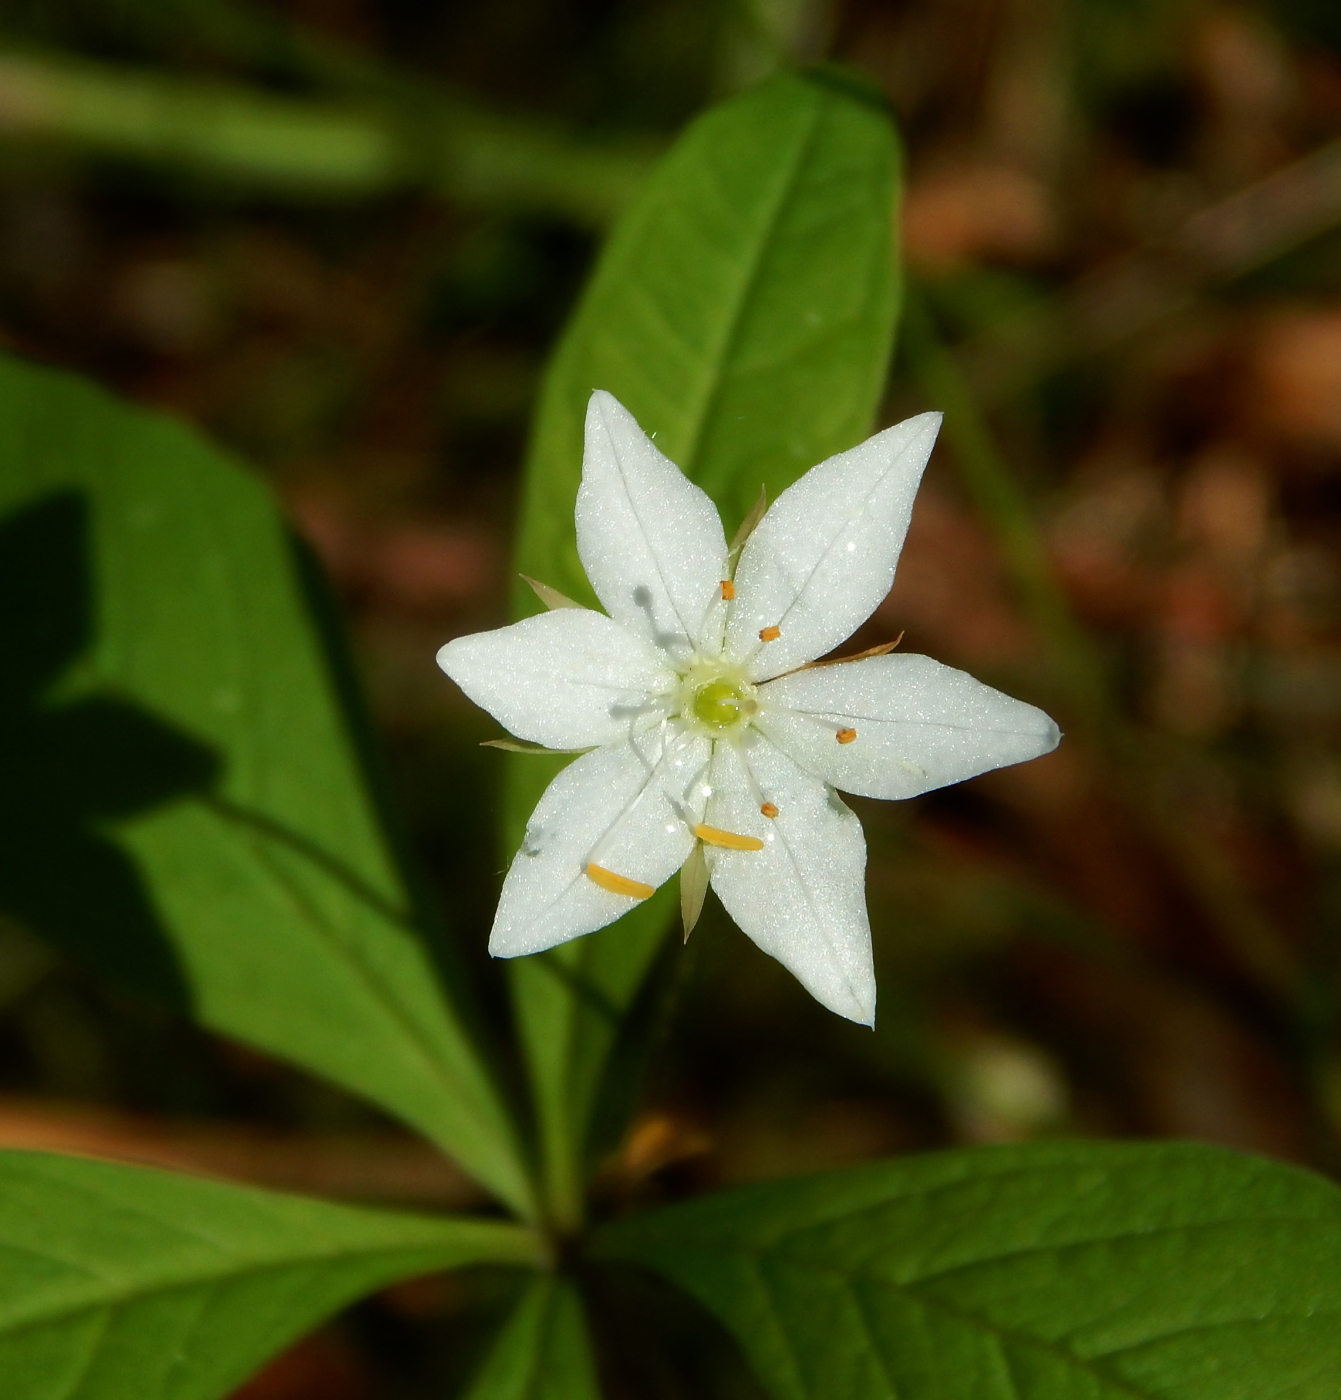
[{"xmin": 0, "ymin": 491, "xmax": 219, "ymax": 1006}]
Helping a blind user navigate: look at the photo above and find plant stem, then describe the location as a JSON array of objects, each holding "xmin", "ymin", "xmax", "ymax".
[{"xmin": 0, "ymin": 48, "xmax": 651, "ymax": 225}]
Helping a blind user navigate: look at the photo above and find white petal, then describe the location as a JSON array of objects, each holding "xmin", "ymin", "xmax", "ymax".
[
  {"xmin": 489, "ymin": 728, "xmax": 710, "ymax": 957},
  {"xmin": 705, "ymin": 737, "xmax": 875, "ymax": 1025},
  {"xmin": 725, "ymin": 413, "xmax": 941, "ymax": 680},
  {"xmin": 758, "ymin": 653, "xmax": 1061, "ymax": 799},
  {"xmin": 437, "ymin": 609, "xmax": 676, "ymax": 750},
  {"xmin": 576, "ymin": 391, "xmax": 728, "ymax": 661}
]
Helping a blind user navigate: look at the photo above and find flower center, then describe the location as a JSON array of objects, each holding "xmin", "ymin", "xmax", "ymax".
[
  {"xmin": 678, "ymin": 662, "xmax": 756, "ymax": 736},
  {"xmin": 693, "ymin": 679, "xmax": 747, "ymax": 728}
]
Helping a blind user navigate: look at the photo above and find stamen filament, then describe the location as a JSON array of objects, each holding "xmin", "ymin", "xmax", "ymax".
[
  {"xmin": 756, "ymin": 701, "xmax": 870, "ymax": 747},
  {"xmin": 694, "ymin": 823, "xmax": 765, "ymax": 851},
  {"xmin": 586, "ymin": 863, "xmax": 654, "ymax": 899},
  {"xmin": 585, "ymin": 723, "xmax": 682, "ymax": 870},
  {"xmin": 721, "ymin": 737, "xmax": 777, "ymax": 821}
]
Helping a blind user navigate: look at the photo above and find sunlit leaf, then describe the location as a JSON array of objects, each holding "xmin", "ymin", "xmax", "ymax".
[
  {"xmin": 595, "ymin": 1140, "xmax": 1341, "ymax": 1400},
  {"xmin": 0, "ymin": 354, "xmax": 533, "ymax": 1217},
  {"xmin": 0, "ymin": 1151, "xmax": 540, "ymax": 1400},
  {"xmin": 462, "ymin": 1276, "xmax": 602, "ymax": 1400},
  {"xmin": 504, "ymin": 66, "xmax": 901, "ymax": 1225}
]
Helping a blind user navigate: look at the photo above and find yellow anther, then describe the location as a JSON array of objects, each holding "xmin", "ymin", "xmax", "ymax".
[
  {"xmin": 694, "ymin": 823, "xmax": 765, "ymax": 851},
  {"xmin": 836, "ymin": 727, "xmax": 857, "ymax": 744},
  {"xmin": 586, "ymin": 863, "xmax": 654, "ymax": 899},
  {"xmin": 760, "ymin": 802, "xmax": 779, "ymax": 819},
  {"xmin": 720, "ymin": 579, "xmax": 736, "ymax": 600},
  {"xmin": 759, "ymin": 625, "xmax": 781, "ymax": 641}
]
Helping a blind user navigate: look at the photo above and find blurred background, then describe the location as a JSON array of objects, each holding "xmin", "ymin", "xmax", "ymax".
[{"xmin": 1, "ymin": 0, "xmax": 1341, "ymax": 1394}]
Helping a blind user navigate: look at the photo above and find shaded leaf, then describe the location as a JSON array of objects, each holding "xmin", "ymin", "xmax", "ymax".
[
  {"xmin": 595, "ymin": 1140, "xmax": 1341, "ymax": 1400},
  {"xmin": 503, "ymin": 66, "xmax": 901, "ymax": 1226},
  {"xmin": 0, "ymin": 1151, "xmax": 541, "ymax": 1400},
  {"xmin": 0, "ymin": 355, "xmax": 533, "ymax": 1217},
  {"xmin": 462, "ymin": 1276, "xmax": 602, "ymax": 1400}
]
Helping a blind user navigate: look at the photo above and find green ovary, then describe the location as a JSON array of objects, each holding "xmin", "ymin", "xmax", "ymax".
[{"xmin": 692, "ymin": 679, "xmax": 748, "ymax": 730}]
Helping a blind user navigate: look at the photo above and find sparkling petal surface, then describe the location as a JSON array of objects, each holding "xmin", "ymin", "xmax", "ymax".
[
  {"xmin": 725, "ymin": 412, "xmax": 941, "ymax": 680},
  {"xmin": 437, "ymin": 608, "xmax": 676, "ymax": 750},
  {"xmin": 758, "ymin": 653, "xmax": 1061, "ymax": 799},
  {"xmin": 489, "ymin": 728, "xmax": 710, "ymax": 957},
  {"xmin": 576, "ymin": 391, "xmax": 728, "ymax": 662},
  {"xmin": 705, "ymin": 736, "xmax": 875, "ymax": 1025}
]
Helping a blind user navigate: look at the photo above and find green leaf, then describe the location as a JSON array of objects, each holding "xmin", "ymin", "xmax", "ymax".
[
  {"xmin": 462, "ymin": 1275, "xmax": 602, "ymax": 1400},
  {"xmin": 0, "ymin": 1150, "xmax": 541, "ymax": 1400},
  {"xmin": 594, "ymin": 1140, "xmax": 1341, "ymax": 1400},
  {"xmin": 0, "ymin": 354, "xmax": 534, "ymax": 1218},
  {"xmin": 504, "ymin": 66, "xmax": 901, "ymax": 1227}
]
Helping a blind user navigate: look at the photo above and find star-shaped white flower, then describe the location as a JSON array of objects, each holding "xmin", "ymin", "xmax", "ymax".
[{"xmin": 437, "ymin": 391, "xmax": 1059, "ymax": 1024}]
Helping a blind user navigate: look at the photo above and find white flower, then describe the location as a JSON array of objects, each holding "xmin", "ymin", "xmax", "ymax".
[{"xmin": 437, "ymin": 391, "xmax": 1059, "ymax": 1024}]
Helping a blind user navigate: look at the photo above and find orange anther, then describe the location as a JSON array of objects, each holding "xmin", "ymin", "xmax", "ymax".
[
  {"xmin": 760, "ymin": 802, "xmax": 779, "ymax": 819},
  {"xmin": 759, "ymin": 625, "xmax": 781, "ymax": 641},
  {"xmin": 836, "ymin": 728, "xmax": 857, "ymax": 745},
  {"xmin": 720, "ymin": 579, "xmax": 736, "ymax": 600},
  {"xmin": 586, "ymin": 863, "xmax": 654, "ymax": 899},
  {"xmin": 693, "ymin": 824, "xmax": 765, "ymax": 851}
]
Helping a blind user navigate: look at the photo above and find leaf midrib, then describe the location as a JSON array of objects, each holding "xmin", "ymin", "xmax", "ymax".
[
  {"xmin": 677, "ymin": 83, "xmax": 828, "ymax": 483},
  {"xmin": 0, "ymin": 1232, "xmax": 500, "ymax": 1340},
  {"xmin": 658, "ymin": 1212, "xmax": 1341, "ymax": 1400},
  {"xmin": 743, "ymin": 1252, "xmax": 1159, "ymax": 1400},
  {"xmin": 220, "ymin": 806, "xmax": 519, "ymax": 1181},
  {"xmin": 611, "ymin": 1154, "xmax": 1318, "ymax": 1247}
]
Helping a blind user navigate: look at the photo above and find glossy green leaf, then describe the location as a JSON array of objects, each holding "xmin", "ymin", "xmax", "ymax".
[
  {"xmin": 462, "ymin": 1275, "xmax": 602, "ymax": 1400},
  {"xmin": 0, "ymin": 354, "xmax": 533, "ymax": 1218},
  {"xmin": 0, "ymin": 1150, "xmax": 541, "ymax": 1400},
  {"xmin": 503, "ymin": 67, "xmax": 901, "ymax": 1226},
  {"xmin": 595, "ymin": 1140, "xmax": 1341, "ymax": 1400}
]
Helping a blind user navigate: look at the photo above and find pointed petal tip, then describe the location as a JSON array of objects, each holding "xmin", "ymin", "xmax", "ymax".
[
  {"xmin": 1026, "ymin": 709, "xmax": 1063, "ymax": 760},
  {"xmin": 487, "ymin": 931, "xmax": 537, "ymax": 959},
  {"xmin": 810, "ymin": 978, "xmax": 876, "ymax": 1026},
  {"xmin": 878, "ymin": 408, "xmax": 942, "ymax": 442},
  {"xmin": 903, "ymin": 409, "xmax": 944, "ymax": 448},
  {"xmin": 827, "ymin": 996, "xmax": 875, "ymax": 1028},
  {"xmin": 847, "ymin": 998, "xmax": 877, "ymax": 1029},
  {"xmin": 586, "ymin": 387, "xmax": 628, "ymax": 425}
]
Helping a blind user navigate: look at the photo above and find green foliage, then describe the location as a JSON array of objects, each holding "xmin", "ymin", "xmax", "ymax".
[
  {"xmin": 0, "ymin": 1151, "xmax": 540, "ymax": 1400},
  {"xmin": 504, "ymin": 65, "xmax": 901, "ymax": 1228},
  {"xmin": 513, "ymin": 66, "xmax": 900, "ymax": 608},
  {"xmin": 0, "ymin": 49, "xmax": 649, "ymax": 225},
  {"xmin": 0, "ymin": 355, "xmax": 532, "ymax": 1217},
  {"xmin": 596, "ymin": 1139, "xmax": 1341, "ymax": 1399},
  {"xmin": 462, "ymin": 1276, "xmax": 601, "ymax": 1400}
]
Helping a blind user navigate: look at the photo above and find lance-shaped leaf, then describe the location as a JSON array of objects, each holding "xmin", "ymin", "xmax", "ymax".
[
  {"xmin": 504, "ymin": 66, "xmax": 901, "ymax": 1226},
  {"xmin": 0, "ymin": 1151, "xmax": 541, "ymax": 1400},
  {"xmin": 594, "ymin": 1140, "xmax": 1341, "ymax": 1400},
  {"xmin": 0, "ymin": 354, "xmax": 533, "ymax": 1217},
  {"xmin": 462, "ymin": 1275, "xmax": 602, "ymax": 1400}
]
